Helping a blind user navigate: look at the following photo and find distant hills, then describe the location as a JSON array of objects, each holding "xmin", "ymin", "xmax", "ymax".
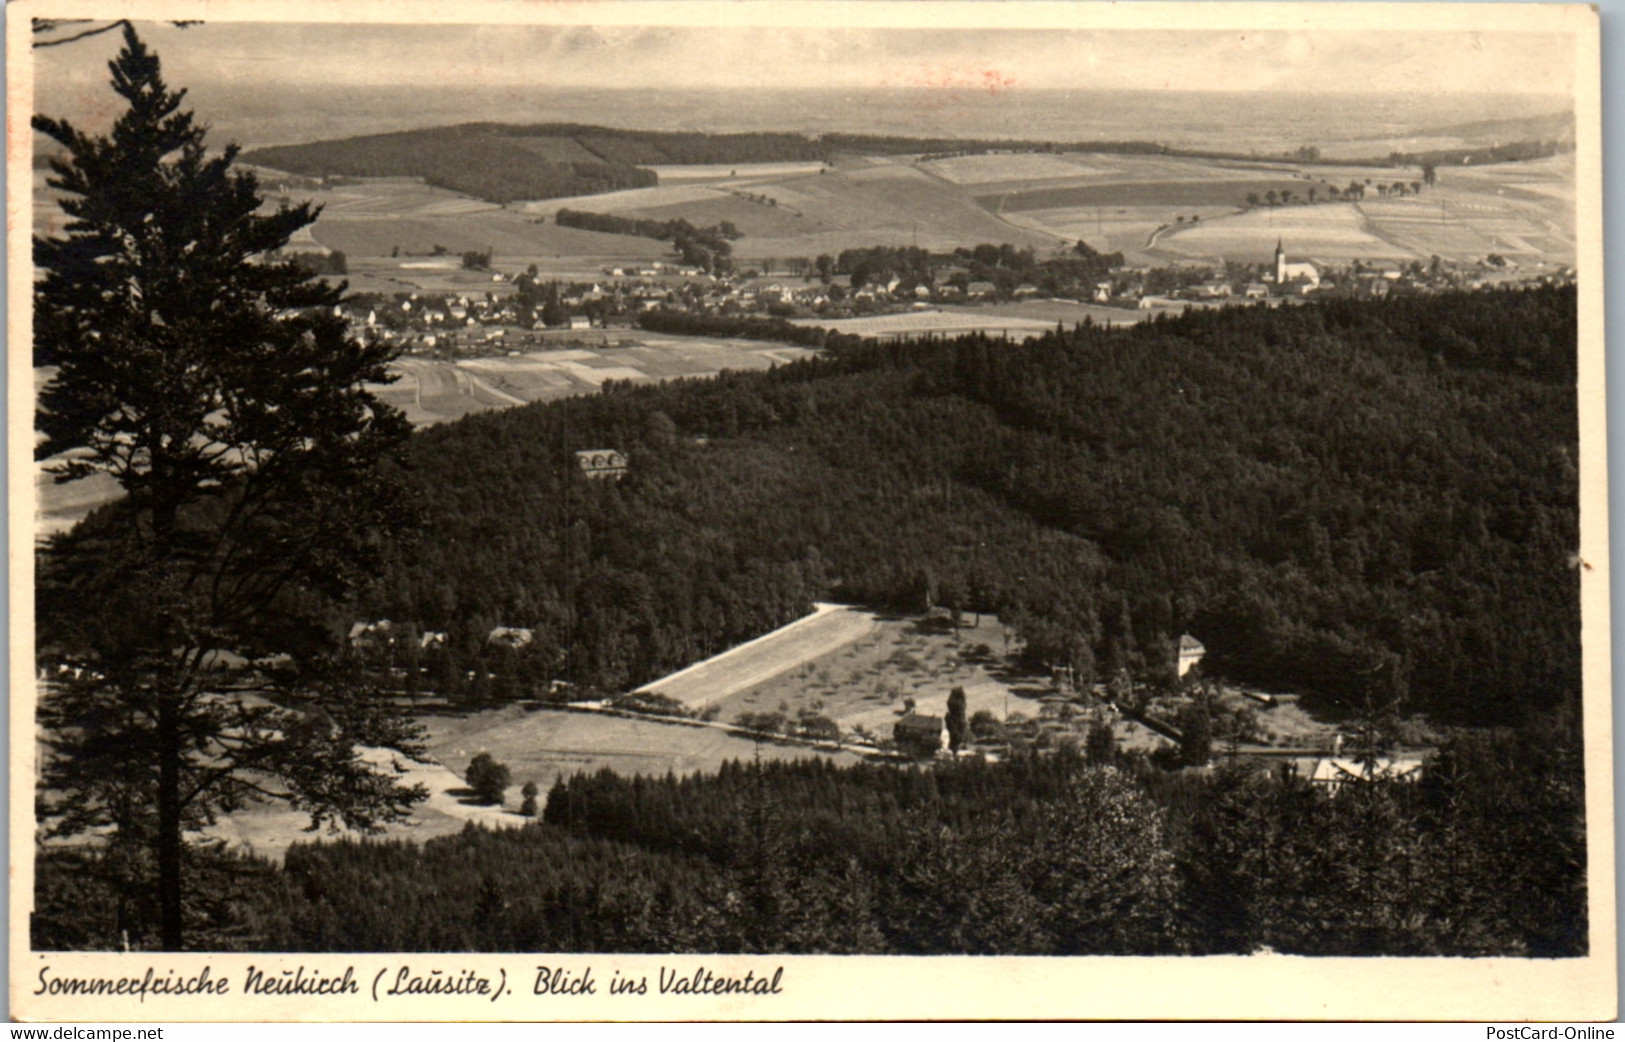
[
  {"xmin": 241, "ymin": 118, "xmax": 1576, "ymax": 209},
  {"xmin": 1421, "ymin": 109, "xmax": 1575, "ymax": 145},
  {"xmin": 239, "ymin": 123, "xmax": 1166, "ymax": 205}
]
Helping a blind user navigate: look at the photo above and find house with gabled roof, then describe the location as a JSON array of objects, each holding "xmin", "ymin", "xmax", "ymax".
[{"xmin": 894, "ymin": 712, "xmax": 946, "ymax": 757}]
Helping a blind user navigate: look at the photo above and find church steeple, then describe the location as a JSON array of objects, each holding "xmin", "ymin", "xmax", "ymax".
[{"xmin": 1275, "ymin": 238, "xmax": 1287, "ymax": 283}]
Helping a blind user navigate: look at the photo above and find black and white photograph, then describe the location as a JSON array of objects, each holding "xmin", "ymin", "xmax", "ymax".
[{"xmin": 9, "ymin": 0, "xmax": 1612, "ymax": 1021}]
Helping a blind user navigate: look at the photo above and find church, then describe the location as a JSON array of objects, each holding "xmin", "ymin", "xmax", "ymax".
[{"xmin": 1274, "ymin": 239, "xmax": 1321, "ymax": 290}]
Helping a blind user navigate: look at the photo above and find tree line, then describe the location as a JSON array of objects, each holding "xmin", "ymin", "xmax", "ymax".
[
  {"xmin": 825, "ymin": 241, "xmax": 1124, "ymax": 295},
  {"xmin": 553, "ymin": 209, "xmax": 739, "ymax": 273},
  {"xmin": 34, "ymin": 716, "xmax": 1586, "ymax": 955}
]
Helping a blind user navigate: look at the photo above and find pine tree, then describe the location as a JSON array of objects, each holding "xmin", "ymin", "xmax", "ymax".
[{"xmin": 33, "ymin": 26, "xmax": 423, "ymax": 950}]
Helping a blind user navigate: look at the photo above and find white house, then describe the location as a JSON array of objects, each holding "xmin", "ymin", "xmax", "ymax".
[
  {"xmin": 1309, "ymin": 757, "xmax": 1425, "ymax": 794},
  {"xmin": 575, "ymin": 448, "xmax": 629, "ymax": 480},
  {"xmin": 1177, "ymin": 633, "xmax": 1206, "ymax": 677},
  {"xmin": 487, "ymin": 626, "xmax": 534, "ymax": 649}
]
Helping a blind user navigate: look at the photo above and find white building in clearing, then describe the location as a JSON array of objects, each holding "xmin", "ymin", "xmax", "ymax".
[
  {"xmin": 1309, "ymin": 756, "xmax": 1425, "ymax": 794},
  {"xmin": 1274, "ymin": 239, "xmax": 1320, "ymax": 289},
  {"xmin": 1177, "ymin": 633, "xmax": 1206, "ymax": 678}
]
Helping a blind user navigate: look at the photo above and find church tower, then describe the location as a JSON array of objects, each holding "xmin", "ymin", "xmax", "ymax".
[{"xmin": 1275, "ymin": 238, "xmax": 1287, "ymax": 284}]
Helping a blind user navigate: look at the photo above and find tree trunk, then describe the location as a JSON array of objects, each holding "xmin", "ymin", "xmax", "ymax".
[{"xmin": 157, "ymin": 692, "xmax": 184, "ymax": 950}]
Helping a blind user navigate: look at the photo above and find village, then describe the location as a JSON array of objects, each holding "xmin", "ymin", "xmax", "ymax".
[
  {"xmin": 335, "ymin": 577, "xmax": 1433, "ymax": 841},
  {"xmin": 316, "ymin": 238, "xmax": 1575, "ymax": 361}
]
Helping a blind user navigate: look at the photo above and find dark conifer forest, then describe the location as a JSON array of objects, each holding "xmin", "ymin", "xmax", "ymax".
[
  {"xmin": 365, "ymin": 287, "xmax": 1579, "ymax": 728},
  {"xmin": 34, "ymin": 287, "xmax": 1586, "ymax": 956}
]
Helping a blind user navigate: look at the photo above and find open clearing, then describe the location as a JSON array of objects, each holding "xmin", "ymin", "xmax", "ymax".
[
  {"xmin": 209, "ymin": 693, "xmax": 865, "ymax": 861},
  {"xmin": 637, "ymin": 604, "xmax": 882, "ymax": 709},
  {"xmin": 693, "ymin": 607, "xmax": 1347, "ymax": 761},
  {"xmin": 794, "ymin": 309, "xmax": 1067, "ymax": 340},
  {"xmin": 203, "ymin": 745, "xmax": 526, "ymax": 862},
  {"xmin": 421, "ymin": 704, "xmax": 860, "ymax": 800},
  {"xmin": 713, "ymin": 612, "xmax": 1049, "ymax": 740}
]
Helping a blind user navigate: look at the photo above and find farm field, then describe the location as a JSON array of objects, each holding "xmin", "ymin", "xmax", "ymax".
[
  {"xmin": 984, "ymin": 177, "xmax": 1308, "ymax": 213},
  {"xmin": 421, "ymin": 703, "xmax": 861, "ymax": 803},
  {"xmin": 793, "ymin": 308, "xmax": 1070, "ymax": 340},
  {"xmin": 143, "ymin": 149, "xmax": 1583, "ymax": 282},
  {"xmin": 1153, "ymin": 154, "xmax": 1575, "ymax": 265},
  {"xmin": 1154, "ymin": 203, "xmax": 1396, "ymax": 262},
  {"xmin": 376, "ymin": 335, "xmax": 818, "ymax": 426},
  {"xmin": 921, "ymin": 152, "xmax": 1108, "ymax": 184},
  {"xmin": 310, "ymin": 212, "xmax": 671, "ymax": 264},
  {"xmin": 648, "ymin": 161, "xmax": 829, "ymax": 181},
  {"xmin": 1000, "ymin": 204, "xmax": 1237, "ymax": 262},
  {"xmin": 943, "ymin": 299, "xmax": 1147, "ymax": 327}
]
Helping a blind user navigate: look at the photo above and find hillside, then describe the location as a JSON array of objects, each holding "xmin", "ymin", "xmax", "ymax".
[
  {"xmin": 239, "ymin": 123, "xmax": 1170, "ymax": 204},
  {"xmin": 364, "ymin": 287, "xmax": 1579, "ymax": 727},
  {"xmin": 243, "ymin": 125, "xmax": 659, "ymax": 204}
]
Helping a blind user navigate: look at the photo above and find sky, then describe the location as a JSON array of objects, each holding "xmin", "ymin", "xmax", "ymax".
[{"xmin": 33, "ymin": 20, "xmax": 1575, "ymax": 98}]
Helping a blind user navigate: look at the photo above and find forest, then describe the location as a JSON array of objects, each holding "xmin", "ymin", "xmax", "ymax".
[
  {"xmin": 242, "ymin": 127, "xmax": 658, "ymax": 204},
  {"xmin": 33, "ymin": 722, "xmax": 1585, "ymax": 955},
  {"xmin": 360, "ymin": 287, "xmax": 1578, "ymax": 729}
]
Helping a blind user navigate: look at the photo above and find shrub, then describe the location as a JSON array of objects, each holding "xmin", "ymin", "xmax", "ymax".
[{"xmin": 519, "ymin": 780, "xmax": 540, "ymax": 817}]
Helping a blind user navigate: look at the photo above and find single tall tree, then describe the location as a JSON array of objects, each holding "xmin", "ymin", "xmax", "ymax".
[
  {"xmin": 946, "ymin": 685, "xmax": 969, "ymax": 753},
  {"xmin": 33, "ymin": 26, "xmax": 426, "ymax": 950}
]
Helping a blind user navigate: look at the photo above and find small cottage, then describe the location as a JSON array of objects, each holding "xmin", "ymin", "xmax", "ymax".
[{"xmin": 894, "ymin": 713, "xmax": 946, "ymax": 757}]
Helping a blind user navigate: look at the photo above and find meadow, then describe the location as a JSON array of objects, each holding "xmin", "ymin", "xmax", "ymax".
[
  {"xmin": 794, "ymin": 310, "xmax": 1061, "ymax": 340},
  {"xmin": 421, "ymin": 703, "xmax": 861, "ymax": 802}
]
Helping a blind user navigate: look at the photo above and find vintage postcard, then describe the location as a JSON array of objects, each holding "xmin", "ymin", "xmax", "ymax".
[{"xmin": 8, "ymin": 0, "xmax": 1612, "ymax": 1022}]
